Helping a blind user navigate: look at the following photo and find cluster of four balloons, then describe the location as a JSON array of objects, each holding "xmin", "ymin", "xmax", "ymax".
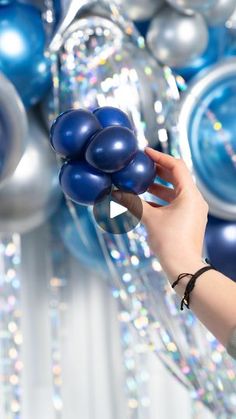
[{"xmin": 50, "ymin": 107, "xmax": 156, "ymax": 205}]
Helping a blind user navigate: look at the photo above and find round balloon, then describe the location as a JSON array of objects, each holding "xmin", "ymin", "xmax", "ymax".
[
  {"xmin": 50, "ymin": 109, "xmax": 102, "ymax": 158},
  {"xmin": 54, "ymin": 201, "xmax": 108, "ymax": 275},
  {"xmin": 0, "ymin": 1, "xmax": 51, "ymax": 107},
  {"xmin": 146, "ymin": 6, "xmax": 208, "ymax": 68},
  {"xmin": 166, "ymin": 0, "xmax": 214, "ymax": 14},
  {"xmin": 111, "ymin": 0, "xmax": 164, "ymax": 21},
  {"xmin": 43, "ymin": 2, "xmax": 177, "ymax": 151},
  {"xmin": 93, "ymin": 106, "xmax": 134, "ymax": 131},
  {"xmin": 171, "ymin": 58, "xmax": 236, "ymax": 220},
  {"xmin": 203, "ymin": 0, "xmax": 236, "ymax": 26},
  {"xmin": 85, "ymin": 126, "xmax": 138, "ymax": 173},
  {"xmin": 112, "ymin": 150, "xmax": 156, "ymax": 194},
  {"xmin": 0, "ymin": 72, "xmax": 27, "ymax": 184},
  {"xmin": 0, "ymin": 111, "xmax": 62, "ymax": 233},
  {"xmin": 59, "ymin": 160, "xmax": 112, "ymax": 205},
  {"xmin": 173, "ymin": 26, "xmax": 230, "ymax": 81},
  {"xmin": 205, "ymin": 215, "xmax": 236, "ymax": 280}
]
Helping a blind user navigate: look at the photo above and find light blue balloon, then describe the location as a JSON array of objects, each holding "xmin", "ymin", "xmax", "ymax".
[
  {"xmin": 0, "ymin": 1, "xmax": 51, "ymax": 107},
  {"xmin": 189, "ymin": 79, "xmax": 236, "ymax": 204}
]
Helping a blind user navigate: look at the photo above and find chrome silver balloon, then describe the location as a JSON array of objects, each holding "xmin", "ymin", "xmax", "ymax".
[
  {"xmin": 146, "ymin": 7, "xmax": 208, "ymax": 68},
  {"xmin": 111, "ymin": 0, "xmax": 164, "ymax": 21},
  {"xmin": 203, "ymin": 0, "xmax": 236, "ymax": 26},
  {"xmin": 0, "ymin": 111, "xmax": 62, "ymax": 233},
  {"xmin": 0, "ymin": 72, "xmax": 27, "ymax": 185},
  {"xmin": 45, "ymin": 1, "xmax": 179, "ymax": 151},
  {"xmin": 166, "ymin": 0, "xmax": 214, "ymax": 14},
  {"xmin": 171, "ymin": 58, "xmax": 236, "ymax": 221}
]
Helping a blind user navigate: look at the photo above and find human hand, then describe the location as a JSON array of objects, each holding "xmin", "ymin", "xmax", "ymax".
[{"xmin": 113, "ymin": 147, "xmax": 209, "ymax": 283}]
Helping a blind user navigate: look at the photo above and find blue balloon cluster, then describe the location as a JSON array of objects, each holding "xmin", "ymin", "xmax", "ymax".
[{"xmin": 50, "ymin": 106, "xmax": 156, "ymax": 205}]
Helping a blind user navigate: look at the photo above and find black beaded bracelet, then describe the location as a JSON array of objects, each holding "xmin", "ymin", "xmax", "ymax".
[{"xmin": 171, "ymin": 258, "xmax": 215, "ymax": 311}]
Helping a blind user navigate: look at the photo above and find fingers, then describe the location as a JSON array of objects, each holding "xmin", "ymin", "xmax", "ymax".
[
  {"xmin": 145, "ymin": 147, "xmax": 194, "ymax": 191},
  {"xmin": 148, "ymin": 183, "xmax": 176, "ymax": 203},
  {"xmin": 112, "ymin": 190, "xmax": 156, "ymax": 224}
]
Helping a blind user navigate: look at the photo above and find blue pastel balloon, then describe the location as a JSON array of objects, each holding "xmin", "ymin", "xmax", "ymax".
[
  {"xmin": 85, "ymin": 126, "xmax": 138, "ymax": 173},
  {"xmin": 93, "ymin": 106, "xmax": 134, "ymax": 131},
  {"xmin": 50, "ymin": 109, "xmax": 102, "ymax": 159},
  {"xmin": 55, "ymin": 201, "xmax": 108, "ymax": 275},
  {"xmin": 112, "ymin": 150, "xmax": 156, "ymax": 194},
  {"xmin": 0, "ymin": 2, "xmax": 51, "ymax": 107},
  {"xmin": 59, "ymin": 160, "xmax": 112, "ymax": 205},
  {"xmin": 205, "ymin": 215, "xmax": 236, "ymax": 281}
]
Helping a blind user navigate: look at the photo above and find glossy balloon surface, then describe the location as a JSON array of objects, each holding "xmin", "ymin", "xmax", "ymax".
[
  {"xmin": 0, "ymin": 71, "xmax": 27, "ymax": 184},
  {"xmin": 147, "ymin": 7, "xmax": 208, "ymax": 68},
  {"xmin": 112, "ymin": 0, "xmax": 164, "ymax": 21},
  {"xmin": 93, "ymin": 106, "xmax": 134, "ymax": 131},
  {"xmin": 59, "ymin": 160, "xmax": 112, "ymax": 205},
  {"xmin": 205, "ymin": 216, "xmax": 236, "ymax": 280},
  {"xmin": 112, "ymin": 150, "xmax": 156, "ymax": 194},
  {"xmin": 0, "ymin": 2, "xmax": 51, "ymax": 107},
  {"xmin": 50, "ymin": 109, "xmax": 102, "ymax": 158},
  {"xmin": 0, "ymin": 112, "xmax": 62, "ymax": 233},
  {"xmin": 85, "ymin": 126, "xmax": 138, "ymax": 173},
  {"xmin": 166, "ymin": 0, "xmax": 214, "ymax": 14},
  {"xmin": 203, "ymin": 0, "xmax": 236, "ymax": 26}
]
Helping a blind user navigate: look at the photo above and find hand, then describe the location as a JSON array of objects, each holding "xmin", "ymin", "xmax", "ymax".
[{"xmin": 113, "ymin": 147, "xmax": 209, "ymax": 283}]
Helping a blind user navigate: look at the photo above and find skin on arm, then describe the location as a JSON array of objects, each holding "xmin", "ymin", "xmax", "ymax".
[{"xmin": 113, "ymin": 147, "xmax": 236, "ymax": 349}]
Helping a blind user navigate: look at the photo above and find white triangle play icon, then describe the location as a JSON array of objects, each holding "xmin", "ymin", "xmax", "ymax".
[{"xmin": 110, "ymin": 200, "xmax": 128, "ymax": 219}]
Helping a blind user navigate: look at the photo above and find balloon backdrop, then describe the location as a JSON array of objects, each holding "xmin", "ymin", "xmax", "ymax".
[
  {"xmin": 0, "ymin": 111, "xmax": 62, "ymax": 233},
  {"xmin": 166, "ymin": 0, "xmax": 214, "ymax": 14},
  {"xmin": 203, "ymin": 0, "xmax": 236, "ymax": 26},
  {"xmin": 44, "ymin": 1, "xmax": 178, "ymax": 152},
  {"xmin": 111, "ymin": 0, "xmax": 164, "ymax": 21},
  {"xmin": 205, "ymin": 215, "xmax": 236, "ymax": 280},
  {"xmin": 0, "ymin": 1, "xmax": 51, "ymax": 107},
  {"xmin": 173, "ymin": 26, "xmax": 230, "ymax": 81},
  {"xmin": 146, "ymin": 6, "xmax": 208, "ymax": 68},
  {"xmin": 0, "ymin": 72, "xmax": 27, "ymax": 184},
  {"xmin": 54, "ymin": 200, "xmax": 108, "ymax": 274},
  {"xmin": 171, "ymin": 58, "xmax": 236, "ymax": 221}
]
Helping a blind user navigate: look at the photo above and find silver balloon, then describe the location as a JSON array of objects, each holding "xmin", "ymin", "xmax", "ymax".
[
  {"xmin": 45, "ymin": 2, "xmax": 179, "ymax": 151},
  {"xmin": 146, "ymin": 7, "xmax": 208, "ymax": 68},
  {"xmin": 0, "ymin": 72, "xmax": 27, "ymax": 185},
  {"xmin": 166, "ymin": 0, "xmax": 214, "ymax": 14},
  {"xmin": 0, "ymin": 112, "xmax": 62, "ymax": 233},
  {"xmin": 203, "ymin": 0, "xmax": 236, "ymax": 26},
  {"xmin": 111, "ymin": 0, "xmax": 164, "ymax": 21}
]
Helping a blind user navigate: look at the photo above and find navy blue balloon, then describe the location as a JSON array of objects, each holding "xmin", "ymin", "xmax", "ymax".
[
  {"xmin": 112, "ymin": 150, "xmax": 156, "ymax": 194},
  {"xmin": 205, "ymin": 215, "xmax": 236, "ymax": 281},
  {"xmin": 50, "ymin": 109, "xmax": 102, "ymax": 159},
  {"xmin": 85, "ymin": 126, "xmax": 138, "ymax": 173},
  {"xmin": 0, "ymin": 2, "xmax": 51, "ymax": 107},
  {"xmin": 59, "ymin": 160, "xmax": 112, "ymax": 205},
  {"xmin": 93, "ymin": 106, "xmax": 134, "ymax": 131},
  {"xmin": 174, "ymin": 26, "xmax": 229, "ymax": 81},
  {"xmin": 55, "ymin": 201, "xmax": 108, "ymax": 274}
]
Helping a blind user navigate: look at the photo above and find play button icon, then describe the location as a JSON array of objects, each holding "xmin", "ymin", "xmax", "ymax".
[
  {"xmin": 93, "ymin": 191, "xmax": 143, "ymax": 234},
  {"xmin": 110, "ymin": 201, "xmax": 127, "ymax": 219}
]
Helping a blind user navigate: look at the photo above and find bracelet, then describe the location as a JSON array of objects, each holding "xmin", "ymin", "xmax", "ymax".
[{"xmin": 171, "ymin": 258, "xmax": 215, "ymax": 311}]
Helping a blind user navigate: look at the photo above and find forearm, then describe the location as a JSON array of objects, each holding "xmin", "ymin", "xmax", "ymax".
[{"xmin": 161, "ymin": 253, "xmax": 236, "ymax": 348}]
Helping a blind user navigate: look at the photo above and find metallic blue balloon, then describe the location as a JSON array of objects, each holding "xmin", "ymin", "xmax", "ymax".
[
  {"xmin": 205, "ymin": 215, "xmax": 236, "ymax": 281},
  {"xmin": 112, "ymin": 150, "xmax": 156, "ymax": 194},
  {"xmin": 50, "ymin": 109, "xmax": 102, "ymax": 158},
  {"xmin": 55, "ymin": 201, "xmax": 108, "ymax": 274},
  {"xmin": 93, "ymin": 106, "xmax": 134, "ymax": 131},
  {"xmin": 59, "ymin": 160, "xmax": 112, "ymax": 205},
  {"xmin": 85, "ymin": 126, "xmax": 138, "ymax": 173},
  {"xmin": 174, "ymin": 26, "xmax": 229, "ymax": 81},
  {"xmin": 0, "ymin": 2, "xmax": 51, "ymax": 107}
]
